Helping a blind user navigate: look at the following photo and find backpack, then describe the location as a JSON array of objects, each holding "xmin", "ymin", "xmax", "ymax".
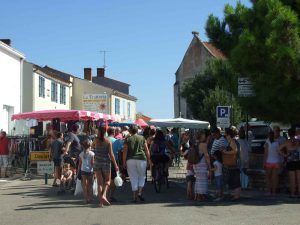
[{"xmin": 151, "ymin": 141, "xmax": 166, "ymax": 156}]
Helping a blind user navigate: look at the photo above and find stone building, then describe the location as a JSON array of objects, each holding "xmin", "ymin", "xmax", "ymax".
[{"xmin": 174, "ymin": 32, "xmax": 225, "ymax": 118}]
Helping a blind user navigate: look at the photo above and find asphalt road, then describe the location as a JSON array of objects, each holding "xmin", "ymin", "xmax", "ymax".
[{"xmin": 1, "ymin": 177, "xmax": 300, "ymax": 225}]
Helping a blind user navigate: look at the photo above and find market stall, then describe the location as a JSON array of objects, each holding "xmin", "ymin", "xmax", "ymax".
[
  {"xmin": 148, "ymin": 117, "xmax": 210, "ymax": 129},
  {"xmin": 10, "ymin": 109, "xmax": 118, "ymax": 180}
]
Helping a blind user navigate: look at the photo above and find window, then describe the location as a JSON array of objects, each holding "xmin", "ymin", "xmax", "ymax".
[
  {"xmin": 122, "ymin": 100, "xmax": 125, "ymax": 115},
  {"xmin": 51, "ymin": 81, "xmax": 58, "ymax": 102},
  {"xmin": 127, "ymin": 102, "xmax": 131, "ymax": 117},
  {"xmin": 38, "ymin": 76, "xmax": 45, "ymax": 98},
  {"xmin": 60, "ymin": 85, "xmax": 66, "ymax": 105},
  {"xmin": 115, "ymin": 98, "xmax": 120, "ymax": 115}
]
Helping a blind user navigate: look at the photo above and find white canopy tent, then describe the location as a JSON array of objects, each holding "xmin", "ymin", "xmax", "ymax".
[{"xmin": 148, "ymin": 118, "xmax": 210, "ymax": 129}]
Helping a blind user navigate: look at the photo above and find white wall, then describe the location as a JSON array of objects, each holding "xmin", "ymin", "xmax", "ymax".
[
  {"xmin": 33, "ymin": 72, "xmax": 71, "ymax": 111},
  {"xmin": 0, "ymin": 45, "xmax": 23, "ymax": 135},
  {"xmin": 111, "ymin": 95, "xmax": 136, "ymax": 120}
]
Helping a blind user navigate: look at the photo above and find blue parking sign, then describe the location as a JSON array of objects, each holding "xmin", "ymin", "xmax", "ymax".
[
  {"xmin": 216, "ymin": 106, "xmax": 231, "ymax": 128},
  {"xmin": 217, "ymin": 106, "xmax": 230, "ymax": 118}
]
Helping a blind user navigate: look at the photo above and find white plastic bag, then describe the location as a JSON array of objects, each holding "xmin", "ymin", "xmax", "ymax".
[
  {"xmin": 93, "ymin": 178, "xmax": 98, "ymax": 197},
  {"xmin": 114, "ymin": 172, "xmax": 123, "ymax": 187},
  {"xmin": 74, "ymin": 179, "xmax": 83, "ymax": 196}
]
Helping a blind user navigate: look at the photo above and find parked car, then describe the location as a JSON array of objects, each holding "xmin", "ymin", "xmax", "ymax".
[{"xmin": 239, "ymin": 121, "xmax": 271, "ymax": 154}]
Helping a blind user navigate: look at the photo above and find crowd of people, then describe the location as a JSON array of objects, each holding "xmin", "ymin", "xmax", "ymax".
[
  {"xmin": 46, "ymin": 124, "xmax": 300, "ymax": 205},
  {"xmin": 3, "ymin": 122, "xmax": 300, "ymax": 206}
]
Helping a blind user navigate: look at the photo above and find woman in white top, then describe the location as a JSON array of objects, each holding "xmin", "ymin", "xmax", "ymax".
[{"xmin": 264, "ymin": 131, "xmax": 280, "ymax": 195}]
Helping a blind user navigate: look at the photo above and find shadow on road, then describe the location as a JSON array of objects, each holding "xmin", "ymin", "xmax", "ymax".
[{"xmin": 2, "ymin": 178, "xmax": 300, "ymax": 211}]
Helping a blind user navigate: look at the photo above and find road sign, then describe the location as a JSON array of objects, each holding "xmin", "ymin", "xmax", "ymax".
[
  {"xmin": 30, "ymin": 151, "xmax": 50, "ymax": 161},
  {"xmin": 37, "ymin": 161, "xmax": 54, "ymax": 175},
  {"xmin": 216, "ymin": 106, "xmax": 231, "ymax": 128},
  {"xmin": 238, "ymin": 77, "xmax": 255, "ymax": 97}
]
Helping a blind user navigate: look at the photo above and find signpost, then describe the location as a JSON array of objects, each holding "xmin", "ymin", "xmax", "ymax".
[
  {"xmin": 216, "ymin": 106, "xmax": 231, "ymax": 128},
  {"xmin": 30, "ymin": 151, "xmax": 51, "ymax": 184},
  {"xmin": 30, "ymin": 151, "xmax": 50, "ymax": 161},
  {"xmin": 37, "ymin": 161, "xmax": 54, "ymax": 175},
  {"xmin": 238, "ymin": 77, "xmax": 255, "ymax": 97}
]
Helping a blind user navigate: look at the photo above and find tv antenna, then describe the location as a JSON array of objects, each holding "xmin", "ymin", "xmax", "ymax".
[{"xmin": 100, "ymin": 50, "xmax": 110, "ymax": 69}]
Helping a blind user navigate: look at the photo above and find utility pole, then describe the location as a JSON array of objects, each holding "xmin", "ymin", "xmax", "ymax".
[{"xmin": 99, "ymin": 50, "xmax": 110, "ymax": 69}]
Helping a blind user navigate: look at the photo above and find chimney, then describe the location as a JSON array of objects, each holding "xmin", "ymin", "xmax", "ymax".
[
  {"xmin": 97, "ymin": 68, "xmax": 105, "ymax": 77},
  {"xmin": 192, "ymin": 31, "xmax": 199, "ymax": 37},
  {"xmin": 84, "ymin": 68, "xmax": 92, "ymax": 81},
  {"xmin": 0, "ymin": 39, "xmax": 11, "ymax": 46}
]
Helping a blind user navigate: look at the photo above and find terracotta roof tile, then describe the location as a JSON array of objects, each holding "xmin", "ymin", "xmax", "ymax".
[{"xmin": 202, "ymin": 42, "xmax": 226, "ymax": 59}]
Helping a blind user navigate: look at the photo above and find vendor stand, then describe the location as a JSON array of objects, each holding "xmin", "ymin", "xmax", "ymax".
[{"xmin": 10, "ymin": 109, "xmax": 118, "ymax": 180}]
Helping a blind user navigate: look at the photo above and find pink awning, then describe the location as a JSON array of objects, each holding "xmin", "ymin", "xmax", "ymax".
[
  {"xmin": 135, "ymin": 118, "xmax": 148, "ymax": 128},
  {"xmin": 11, "ymin": 110, "xmax": 116, "ymax": 122}
]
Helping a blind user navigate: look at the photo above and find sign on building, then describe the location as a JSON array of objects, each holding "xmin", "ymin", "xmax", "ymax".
[
  {"xmin": 83, "ymin": 94, "xmax": 108, "ymax": 113},
  {"xmin": 37, "ymin": 161, "xmax": 54, "ymax": 175},
  {"xmin": 216, "ymin": 106, "xmax": 231, "ymax": 128},
  {"xmin": 238, "ymin": 77, "xmax": 255, "ymax": 97}
]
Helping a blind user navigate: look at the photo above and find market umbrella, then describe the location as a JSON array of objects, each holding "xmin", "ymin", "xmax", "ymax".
[
  {"xmin": 148, "ymin": 118, "xmax": 210, "ymax": 129},
  {"xmin": 11, "ymin": 109, "xmax": 117, "ymax": 122}
]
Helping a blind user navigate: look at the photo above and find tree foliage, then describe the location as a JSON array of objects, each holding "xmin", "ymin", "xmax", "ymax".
[
  {"xmin": 181, "ymin": 59, "xmax": 243, "ymax": 126},
  {"xmin": 205, "ymin": 0, "xmax": 300, "ymax": 124}
]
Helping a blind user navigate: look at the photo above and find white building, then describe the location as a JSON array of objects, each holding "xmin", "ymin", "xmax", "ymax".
[
  {"xmin": 0, "ymin": 40, "xmax": 25, "ymax": 135},
  {"xmin": 22, "ymin": 62, "xmax": 72, "ymax": 112}
]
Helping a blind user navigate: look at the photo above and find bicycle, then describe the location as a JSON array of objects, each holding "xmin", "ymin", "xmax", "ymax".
[{"xmin": 152, "ymin": 162, "xmax": 169, "ymax": 193}]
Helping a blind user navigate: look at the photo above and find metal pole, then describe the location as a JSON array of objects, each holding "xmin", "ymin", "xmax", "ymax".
[{"xmin": 246, "ymin": 113, "xmax": 249, "ymax": 141}]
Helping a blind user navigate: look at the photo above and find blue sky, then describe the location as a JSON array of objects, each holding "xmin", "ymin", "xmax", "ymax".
[{"xmin": 1, "ymin": 0, "xmax": 250, "ymax": 118}]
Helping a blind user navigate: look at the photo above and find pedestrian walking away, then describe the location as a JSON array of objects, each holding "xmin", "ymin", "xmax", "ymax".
[{"xmin": 123, "ymin": 125, "xmax": 151, "ymax": 203}]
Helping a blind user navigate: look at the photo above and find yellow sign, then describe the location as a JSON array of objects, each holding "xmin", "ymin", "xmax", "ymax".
[{"xmin": 30, "ymin": 151, "xmax": 50, "ymax": 161}]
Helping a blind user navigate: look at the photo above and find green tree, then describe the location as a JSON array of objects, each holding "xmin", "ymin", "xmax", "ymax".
[
  {"xmin": 205, "ymin": 0, "xmax": 300, "ymax": 124},
  {"xmin": 181, "ymin": 59, "xmax": 243, "ymax": 126},
  {"xmin": 181, "ymin": 72, "xmax": 216, "ymax": 120},
  {"xmin": 202, "ymin": 86, "xmax": 242, "ymax": 127}
]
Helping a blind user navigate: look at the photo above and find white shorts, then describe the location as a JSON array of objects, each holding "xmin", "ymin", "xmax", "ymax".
[{"xmin": 0, "ymin": 155, "xmax": 9, "ymax": 168}]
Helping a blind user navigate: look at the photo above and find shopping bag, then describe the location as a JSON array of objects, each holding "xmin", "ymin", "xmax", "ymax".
[
  {"xmin": 93, "ymin": 178, "xmax": 98, "ymax": 197},
  {"xmin": 74, "ymin": 179, "xmax": 83, "ymax": 196},
  {"xmin": 114, "ymin": 172, "xmax": 123, "ymax": 187}
]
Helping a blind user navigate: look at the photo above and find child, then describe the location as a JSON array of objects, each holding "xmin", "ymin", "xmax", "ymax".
[
  {"xmin": 186, "ymin": 162, "xmax": 195, "ymax": 200},
  {"xmin": 78, "ymin": 139, "xmax": 95, "ymax": 204},
  {"xmin": 51, "ymin": 132, "xmax": 64, "ymax": 187},
  {"xmin": 61, "ymin": 163, "xmax": 73, "ymax": 191},
  {"xmin": 211, "ymin": 150, "xmax": 223, "ymax": 201}
]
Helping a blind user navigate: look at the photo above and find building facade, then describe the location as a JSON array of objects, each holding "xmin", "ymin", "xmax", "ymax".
[
  {"xmin": 0, "ymin": 40, "xmax": 25, "ymax": 135},
  {"xmin": 174, "ymin": 32, "xmax": 225, "ymax": 118},
  {"xmin": 72, "ymin": 68, "xmax": 137, "ymax": 120},
  {"xmin": 43, "ymin": 66, "xmax": 137, "ymax": 121},
  {"xmin": 22, "ymin": 62, "xmax": 72, "ymax": 112}
]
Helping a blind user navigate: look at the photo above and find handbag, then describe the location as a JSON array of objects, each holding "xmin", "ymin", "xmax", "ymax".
[
  {"xmin": 93, "ymin": 178, "xmax": 98, "ymax": 197},
  {"xmin": 114, "ymin": 172, "xmax": 123, "ymax": 187}
]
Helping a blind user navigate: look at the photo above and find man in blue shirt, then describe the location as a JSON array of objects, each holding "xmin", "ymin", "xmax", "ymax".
[{"xmin": 107, "ymin": 127, "xmax": 123, "ymax": 201}]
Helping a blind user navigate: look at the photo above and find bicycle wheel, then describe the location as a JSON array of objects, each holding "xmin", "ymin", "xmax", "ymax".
[
  {"xmin": 153, "ymin": 166, "xmax": 162, "ymax": 193},
  {"xmin": 154, "ymin": 179, "xmax": 161, "ymax": 193}
]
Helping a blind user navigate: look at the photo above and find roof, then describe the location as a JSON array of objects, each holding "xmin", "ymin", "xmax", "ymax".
[
  {"xmin": 202, "ymin": 42, "xmax": 226, "ymax": 59},
  {"xmin": 93, "ymin": 76, "xmax": 130, "ymax": 95},
  {"xmin": 136, "ymin": 114, "xmax": 152, "ymax": 122},
  {"xmin": 113, "ymin": 90, "xmax": 137, "ymax": 102},
  {"xmin": 43, "ymin": 66, "xmax": 73, "ymax": 82},
  {"xmin": 32, "ymin": 64, "xmax": 71, "ymax": 83},
  {"xmin": 0, "ymin": 41, "xmax": 25, "ymax": 59}
]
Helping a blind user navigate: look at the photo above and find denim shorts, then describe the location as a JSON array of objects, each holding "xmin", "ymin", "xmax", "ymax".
[
  {"xmin": 81, "ymin": 171, "xmax": 93, "ymax": 176},
  {"xmin": 53, "ymin": 158, "xmax": 62, "ymax": 167},
  {"xmin": 215, "ymin": 175, "xmax": 223, "ymax": 191}
]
